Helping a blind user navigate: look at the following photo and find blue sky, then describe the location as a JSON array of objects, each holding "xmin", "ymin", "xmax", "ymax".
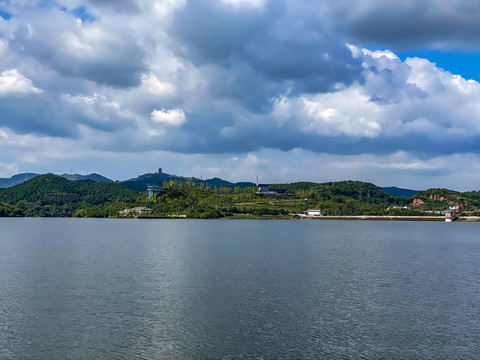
[
  {"xmin": 399, "ymin": 49, "xmax": 480, "ymax": 82},
  {"xmin": 1, "ymin": 0, "xmax": 480, "ymax": 190}
]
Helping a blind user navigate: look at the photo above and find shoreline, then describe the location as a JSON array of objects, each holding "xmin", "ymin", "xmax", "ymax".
[
  {"xmin": 299, "ymin": 215, "xmax": 480, "ymax": 222},
  {"xmin": 2, "ymin": 216, "xmax": 480, "ymax": 222}
]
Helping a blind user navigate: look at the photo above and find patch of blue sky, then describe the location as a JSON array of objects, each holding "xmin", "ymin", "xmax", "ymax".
[
  {"xmin": 398, "ymin": 49, "xmax": 480, "ymax": 82},
  {"xmin": 34, "ymin": 0, "xmax": 66, "ymax": 11},
  {"xmin": 0, "ymin": 9, "xmax": 11, "ymax": 20},
  {"xmin": 36, "ymin": 0, "xmax": 59, "ymax": 9},
  {"xmin": 72, "ymin": 6, "xmax": 95, "ymax": 22}
]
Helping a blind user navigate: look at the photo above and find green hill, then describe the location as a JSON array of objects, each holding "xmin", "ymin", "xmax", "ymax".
[
  {"xmin": 119, "ymin": 172, "xmax": 255, "ymax": 191},
  {"xmin": 0, "ymin": 201, "xmax": 23, "ymax": 217},
  {"xmin": 272, "ymin": 180, "xmax": 395, "ymax": 205},
  {"xmin": 2, "ymin": 174, "xmax": 480, "ymax": 218},
  {"xmin": 0, "ymin": 174, "xmax": 140, "ymax": 217},
  {"xmin": 406, "ymin": 188, "xmax": 480, "ymax": 211}
]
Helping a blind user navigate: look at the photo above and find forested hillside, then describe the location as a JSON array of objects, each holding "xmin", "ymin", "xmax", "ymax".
[
  {"xmin": 272, "ymin": 181, "xmax": 395, "ymax": 204},
  {"xmin": 0, "ymin": 174, "xmax": 140, "ymax": 217},
  {"xmin": 407, "ymin": 188, "xmax": 480, "ymax": 211},
  {"xmin": 1, "ymin": 175, "xmax": 479, "ymax": 218},
  {"xmin": 119, "ymin": 172, "xmax": 255, "ymax": 191}
]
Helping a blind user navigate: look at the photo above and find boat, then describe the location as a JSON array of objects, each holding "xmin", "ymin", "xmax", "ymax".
[{"xmin": 445, "ymin": 210, "xmax": 455, "ymax": 222}]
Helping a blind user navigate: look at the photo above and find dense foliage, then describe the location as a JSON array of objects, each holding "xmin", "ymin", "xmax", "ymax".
[
  {"xmin": 1, "ymin": 175, "xmax": 479, "ymax": 218},
  {"xmin": 406, "ymin": 188, "xmax": 480, "ymax": 212},
  {"xmin": 119, "ymin": 172, "xmax": 255, "ymax": 191},
  {"xmin": 0, "ymin": 174, "xmax": 140, "ymax": 217},
  {"xmin": 0, "ymin": 201, "xmax": 23, "ymax": 217},
  {"xmin": 272, "ymin": 181, "xmax": 395, "ymax": 205}
]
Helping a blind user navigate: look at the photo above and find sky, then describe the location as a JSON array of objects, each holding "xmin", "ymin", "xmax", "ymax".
[{"xmin": 1, "ymin": 0, "xmax": 480, "ymax": 190}]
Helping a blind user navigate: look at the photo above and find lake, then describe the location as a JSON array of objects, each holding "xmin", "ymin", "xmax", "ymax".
[{"xmin": 1, "ymin": 218, "xmax": 480, "ymax": 359}]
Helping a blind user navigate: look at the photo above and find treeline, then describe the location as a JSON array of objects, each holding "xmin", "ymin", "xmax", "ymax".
[
  {"xmin": 0, "ymin": 174, "xmax": 141, "ymax": 217},
  {"xmin": 0, "ymin": 201, "xmax": 23, "ymax": 217},
  {"xmin": 1, "ymin": 174, "xmax": 479, "ymax": 218},
  {"xmin": 405, "ymin": 188, "xmax": 480, "ymax": 211},
  {"xmin": 141, "ymin": 184, "xmax": 420, "ymax": 218},
  {"xmin": 160, "ymin": 179, "xmax": 256, "ymax": 194},
  {"xmin": 272, "ymin": 180, "xmax": 395, "ymax": 205}
]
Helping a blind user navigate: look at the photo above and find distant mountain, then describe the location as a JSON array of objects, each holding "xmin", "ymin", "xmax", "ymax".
[
  {"xmin": 60, "ymin": 173, "xmax": 113, "ymax": 183},
  {"xmin": 118, "ymin": 171, "xmax": 255, "ymax": 191},
  {"xmin": 0, "ymin": 173, "xmax": 39, "ymax": 188},
  {"xmin": 203, "ymin": 177, "xmax": 256, "ymax": 188},
  {"xmin": 382, "ymin": 186, "xmax": 421, "ymax": 197},
  {"xmin": 0, "ymin": 172, "xmax": 113, "ymax": 188},
  {"xmin": 119, "ymin": 172, "xmax": 172, "ymax": 191}
]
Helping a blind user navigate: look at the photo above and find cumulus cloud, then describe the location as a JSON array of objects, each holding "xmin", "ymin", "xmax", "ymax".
[
  {"xmin": 220, "ymin": 0, "xmax": 267, "ymax": 8},
  {"xmin": 272, "ymin": 87, "xmax": 383, "ymax": 138},
  {"xmin": 151, "ymin": 108, "xmax": 186, "ymax": 127},
  {"xmin": 0, "ymin": 162, "xmax": 19, "ymax": 178},
  {"xmin": 327, "ymin": 0, "xmax": 480, "ymax": 49},
  {"xmin": 0, "ymin": 69, "xmax": 42, "ymax": 96},
  {"xmin": 87, "ymin": 0, "xmax": 140, "ymax": 14},
  {"xmin": 2, "ymin": 0, "xmax": 480, "ymax": 188},
  {"xmin": 141, "ymin": 74, "xmax": 176, "ymax": 95},
  {"xmin": 168, "ymin": 1, "xmax": 362, "ymax": 111},
  {"xmin": 8, "ymin": 7, "xmax": 147, "ymax": 87},
  {"xmin": 62, "ymin": 92, "xmax": 137, "ymax": 132}
]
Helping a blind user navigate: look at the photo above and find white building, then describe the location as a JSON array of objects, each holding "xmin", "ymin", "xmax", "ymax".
[
  {"xmin": 119, "ymin": 207, "xmax": 153, "ymax": 217},
  {"xmin": 306, "ymin": 209, "xmax": 322, "ymax": 217}
]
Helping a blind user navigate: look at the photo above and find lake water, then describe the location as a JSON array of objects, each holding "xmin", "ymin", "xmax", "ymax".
[{"xmin": 1, "ymin": 218, "xmax": 480, "ymax": 359}]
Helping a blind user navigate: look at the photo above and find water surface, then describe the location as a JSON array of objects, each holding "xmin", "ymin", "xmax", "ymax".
[{"xmin": 1, "ymin": 218, "xmax": 479, "ymax": 359}]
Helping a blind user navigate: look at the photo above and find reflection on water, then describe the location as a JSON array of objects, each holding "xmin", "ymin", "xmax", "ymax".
[{"xmin": 1, "ymin": 218, "xmax": 480, "ymax": 359}]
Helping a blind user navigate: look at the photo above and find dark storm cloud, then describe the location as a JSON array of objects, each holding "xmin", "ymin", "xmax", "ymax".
[
  {"xmin": 148, "ymin": 127, "xmax": 480, "ymax": 158},
  {"xmin": 113, "ymin": 111, "xmax": 480, "ymax": 158},
  {"xmin": 10, "ymin": 17, "xmax": 146, "ymax": 88},
  {"xmin": 88, "ymin": 0, "xmax": 140, "ymax": 13},
  {"xmin": 0, "ymin": 91, "xmax": 136, "ymax": 138},
  {"xmin": 169, "ymin": 0, "xmax": 363, "ymax": 111},
  {"xmin": 327, "ymin": 0, "xmax": 480, "ymax": 49},
  {"xmin": 0, "ymin": 95, "xmax": 79, "ymax": 138},
  {"xmin": 3, "ymin": 0, "xmax": 480, "ymax": 163}
]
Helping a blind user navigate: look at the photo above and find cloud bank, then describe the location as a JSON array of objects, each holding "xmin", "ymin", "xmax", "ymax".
[{"xmin": 0, "ymin": 0, "xmax": 480, "ymax": 189}]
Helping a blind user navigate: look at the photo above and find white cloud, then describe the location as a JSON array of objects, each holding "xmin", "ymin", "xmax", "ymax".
[
  {"xmin": 0, "ymin": 39, "xmax": 7, "ymax": 55},
  {"xmin": 151, "ymin": 0, "xmax": 186, "ymax": 18},
  {"xmin": 3, "ymin": 1, "xmax": 480, "ymax": 190},
  {"xmin": 151, "ymin": 108, "xmax": 186, "ymax": 126},
  {"xmin": 299, "ymin": 87, "xmax": 383, "ymax": 138},
  {"xmin": 61, "ymin": 92, "xmax": 137, "ymax": 132},
  {"xmin": 269, "ymin": 44, "xmax": 480, "ymax": 143},
  {"xmin": 63, "ymin": 92, "xmax": 118, "ymax": 108},
  {"xmin": 348, "ymin": 44, "xmax": 398, "ymax": 61},
  {"xmin": 220, "ymin": 0, "xmax": 266, "ymax": 8},
  {"xmin": 271, "ymin": 85, "xmax": 383, "ymax": 138},
  {"xmin": 0, "ymin": 69, "xmax": 42, "ymax": 96},
  {"xmin": 0, "ymin": 162, "xmax": 19, "ymax": 178},
  {"xmin": 141, "ymin": 74, "xmax": 176, "ymax": 95}
]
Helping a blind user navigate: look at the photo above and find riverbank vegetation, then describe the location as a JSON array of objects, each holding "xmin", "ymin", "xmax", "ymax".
[{"xmin": 1, "ymin": 174, "xmax": 479, "ymax": 218}]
